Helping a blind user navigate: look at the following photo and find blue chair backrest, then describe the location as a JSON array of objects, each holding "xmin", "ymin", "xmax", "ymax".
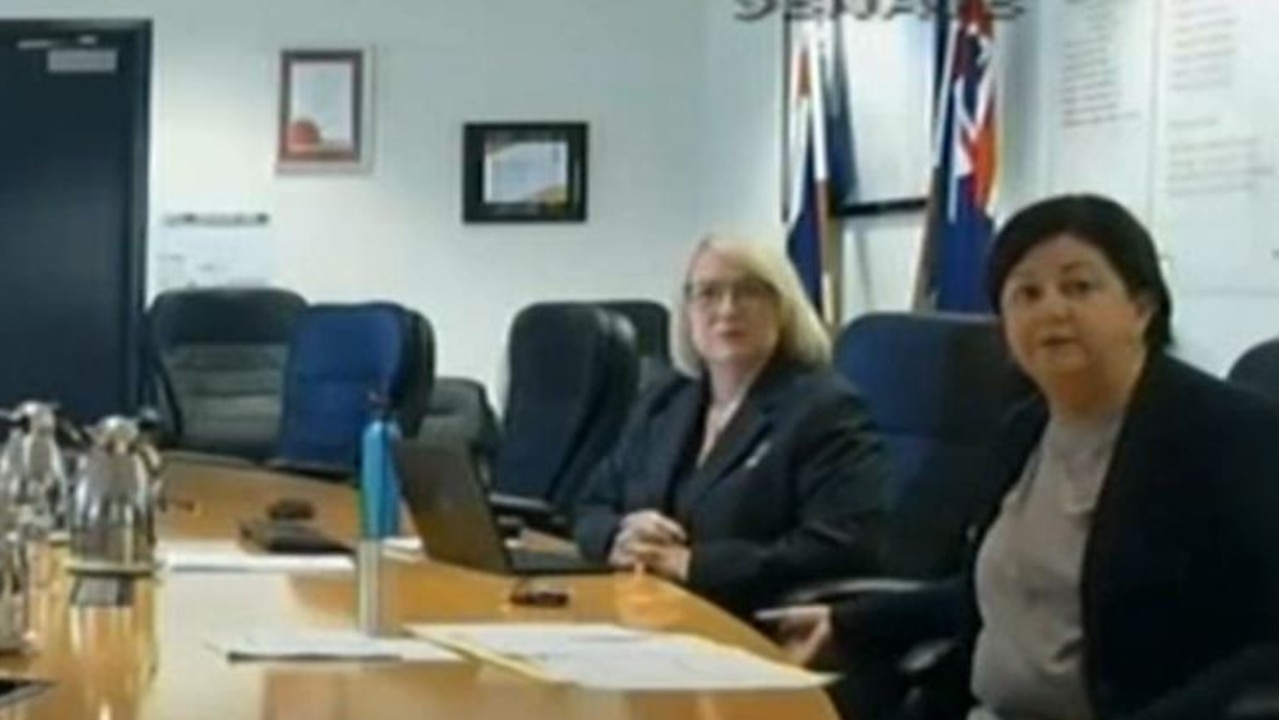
[
  {"xmin": 1229, "ymin": 338, "xmax": 1279, "ymax": 404},
  {"xmin": 835, "ymin": 311, "xmax": 1031, "ymax": 577},
  {"xmin": 147, "ymin": 287, "xmax": 307, "ymax": 460},
  {"xmin": 494, "ymin": 302, "xmax": 639, "ymax": 515},
  {"xmin": 276, "ymin": 302, "xmax": 423, "ymax": 473}
]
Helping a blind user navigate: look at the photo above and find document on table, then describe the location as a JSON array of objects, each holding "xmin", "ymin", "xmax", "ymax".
[
  {"xmin": 534, "ymin": 635, "xmax": 830, "ymax": 690},
  {"xmin": 410, "ymin": 623, "xmax": 646, "ymax": 655},
  {"xmin": 381, "ymin": 536, "xmax": 423, "ymax": 560},
  {"xmin": 209, "ymin": 630, "xmax": 460, "ymax": 663},
  {"xmin": 161, "ymin": 542, "xmax": 352, "ymax": 573},
  {"xmin": 405, "ymin": 622, "xmax": 830, "ymax": 691}
]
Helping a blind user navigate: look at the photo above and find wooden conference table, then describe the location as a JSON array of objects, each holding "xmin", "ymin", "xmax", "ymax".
[{"xmin": 0, "ymin": 459, "xmax": 838, "ymax": 720}]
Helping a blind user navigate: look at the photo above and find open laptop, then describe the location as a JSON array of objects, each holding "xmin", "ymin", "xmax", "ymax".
[{"xmin": 392, "ymin": 439, "xmax": 611, "ymax": 576}]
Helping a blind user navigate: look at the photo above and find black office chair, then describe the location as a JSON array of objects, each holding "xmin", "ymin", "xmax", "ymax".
[
  {"xmin": 596, "ymin": 300, "xmax": 671, "ymax": 390},
  {"xmin": 489, "ymin": 302, "xmax": 639, "ymax": 535},
  {"xmin": 1228, "ymin": 338, "xmax": 1279, "ymax": 404},
  {"xmin": 146, "ymin": 287, "xmax": 307, "ymax": 461},
  {"xmin": 398, "ymin": 309, "xmax": 437, "ymax": 438},
  {"xmin": 416, "ymin": 376, "xmax": 501, "ymax": 464}
]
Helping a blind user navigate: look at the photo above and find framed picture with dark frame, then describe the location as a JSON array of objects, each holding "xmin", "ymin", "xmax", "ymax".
[
  {"xmin": 462, "ymin": 122, "xmax": 588, "ymax": 223},
  {"xmin": 277, "ymin": 49, "xmax": 369, "ymax": 172}
]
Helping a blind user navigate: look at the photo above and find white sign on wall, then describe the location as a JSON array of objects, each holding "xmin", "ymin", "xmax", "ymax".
[
  {"xmin": 1151, "ymin": 0, "xmax": 1279, "ymax": 293},
  {"xmin": 152, "ymin": 212, "xmax": 276, "ymax": 292}
]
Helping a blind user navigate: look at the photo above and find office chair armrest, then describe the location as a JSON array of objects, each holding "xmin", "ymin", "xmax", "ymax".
[
  {"xmin": 488, "ymin": 492, "xmax": 555, "ymax": 520},
  {"xmin": 781, "ymin": 577, "xmax": 927, "ymax": 606},
  {"xmin": 773, "ymin": 578, "xmax": 959, "ymax": 686},
  {"xmin": 488, "ymin": 492, "xmax": 571, "ymax": 538},
  {"xmin": 495, "ymin": 514, "xmax": 526, "ymax": 540},
  {"xmin": 900, "ymin": 638, "xmax": 959, "ymax": 678}
]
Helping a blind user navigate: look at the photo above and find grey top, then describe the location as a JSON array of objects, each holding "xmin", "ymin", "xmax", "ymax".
[{"xmin": 968, "ymin": 414, "xmax": 1122, "ymax": 720}]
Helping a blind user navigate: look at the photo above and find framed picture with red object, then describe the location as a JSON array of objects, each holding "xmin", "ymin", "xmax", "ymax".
[{"xmin": 277, "ymin": 49, "xmax": 370, "ymax": 172}]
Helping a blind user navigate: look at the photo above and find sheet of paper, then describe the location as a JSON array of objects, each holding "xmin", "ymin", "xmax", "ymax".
[
  {"xmin": 405, "ymin": 623, "xmax": 828, "ymax": 691},
  {"xmin": 531, "ymin": 635, "xmax": 831, "ymax": 691},
  {"xmin": 209, "ymin": 629, "xmax": 460, "ymax": 663},
  {"xmin": 408, "ymin": 623, "xmax": 647, "ymax": 656},
  {"xmin": 162, "ymin": 543, "xmax": 352, "ymax": 574}
]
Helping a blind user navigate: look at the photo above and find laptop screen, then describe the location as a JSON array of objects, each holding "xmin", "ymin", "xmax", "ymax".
[{"xmin": 392, "ymin": 439, "xmax": 511, "ymax": 574}]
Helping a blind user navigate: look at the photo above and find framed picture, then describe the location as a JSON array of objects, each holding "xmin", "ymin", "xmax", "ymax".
[
  {"xmin": 463, "ymin": 122, "xmax": 588, "ymax": 222},
  {"xmin": 277, "ymin": 49, "xmax": 369, "ymax": 172}
]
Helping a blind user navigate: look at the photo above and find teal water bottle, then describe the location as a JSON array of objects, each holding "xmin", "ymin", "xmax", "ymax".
[{"xmin": 359, "ymin": 398, "xmax": 401, "ymax": 539}]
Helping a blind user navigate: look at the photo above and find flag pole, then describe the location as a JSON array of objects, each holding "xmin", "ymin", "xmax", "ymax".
[
  {"xmin": 912, "ymin": 173, "xmax": 941, "ymax": 310},
  {"xmin": 914, "ymin": 1, "xmax": 959, "ymax": 311},
  {"xmin": 806, "ymin": 24, "xmax": 840, "ymax": 330}
]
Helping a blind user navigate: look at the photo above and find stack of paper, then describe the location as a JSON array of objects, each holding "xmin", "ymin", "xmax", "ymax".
[
  {"xmin": 406, "ymin": 622, "xmax": 829, "ymax": 691},
  {"xmin": 162, "ymin": 544, "xmax": 352, "ymax": 574},
  {"xmin": 209, "ymin": 630, "xmax": 460, "ymax": 663}
]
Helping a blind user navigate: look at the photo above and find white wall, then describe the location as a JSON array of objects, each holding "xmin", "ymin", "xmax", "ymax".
[
  {"xmin": 3, "ymin": 0, "xmax": 730, "ymax": 392},
  {"xmin": 698, "ymin": 4, "xmax": 786, "ymax": 240}
]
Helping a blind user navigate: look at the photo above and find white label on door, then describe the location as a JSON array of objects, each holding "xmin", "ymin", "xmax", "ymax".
[{"xmin": 46, "ymin": 48, "xmax": 117, "ymax": 75}]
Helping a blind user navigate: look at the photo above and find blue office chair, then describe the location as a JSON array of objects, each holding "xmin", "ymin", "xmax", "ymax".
[
  {"xmin": 1228, "ymin": 338, "xmax": 1279, "ymax": 404},
  {"xmin": 489, "ymin": 302, "xmax": 639, "ymax": 534},
  {"xmin": 146, "ymin": 287, "xmax": 307, "ymax": 461},
  {"xmin": 273, "ymin": 302, "xmax": 434, "ymax": 477},
  {"xmin": 833, "ymin": 311, "xmax": 1031, "ymax": 579},
  {"xmin": 787, "ymin": 312, "xmax": 1031, "ymax": 720}
]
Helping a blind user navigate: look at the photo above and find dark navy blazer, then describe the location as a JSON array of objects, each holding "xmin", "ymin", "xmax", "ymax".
[{"xmin": 574, "ymin": 359, "xmax": 892, "ymax": 616}]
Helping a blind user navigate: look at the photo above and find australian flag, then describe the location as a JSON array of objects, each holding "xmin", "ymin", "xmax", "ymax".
[{"xmin": 917, "ymin": 0, "xmax": 998, "ymax": 313}]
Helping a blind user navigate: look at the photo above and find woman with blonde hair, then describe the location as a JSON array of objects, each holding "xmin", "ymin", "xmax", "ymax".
[{"xmin": 575, "ymin": 235, "xmax": 891, "ymax": 617}]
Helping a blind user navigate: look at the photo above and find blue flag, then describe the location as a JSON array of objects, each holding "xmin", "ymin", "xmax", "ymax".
[
  {"xmin": 789, "ymin": 136, "xmax": 824, "ymax": 312},
  {"xmin": 918, "ymin": 0, "xmax": 998, "ymax": 313}
]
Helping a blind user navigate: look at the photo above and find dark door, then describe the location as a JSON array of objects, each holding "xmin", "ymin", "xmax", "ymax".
[{"xmin": 0, "ymin": 22, "xmax": 150, "ymax": 423}]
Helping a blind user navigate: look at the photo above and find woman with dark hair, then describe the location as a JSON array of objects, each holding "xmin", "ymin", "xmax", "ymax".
[{"xmin": 769, "ymin": 195, "xmax": 1279, "ymax": 720}]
